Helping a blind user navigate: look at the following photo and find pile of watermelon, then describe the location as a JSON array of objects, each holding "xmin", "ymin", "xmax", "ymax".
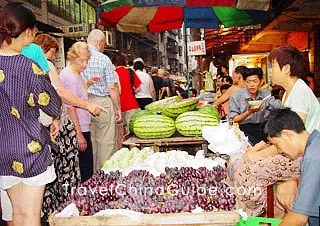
[{"xmin": 129, "ymin": 97, "xmax": 220, "ymax": 139}]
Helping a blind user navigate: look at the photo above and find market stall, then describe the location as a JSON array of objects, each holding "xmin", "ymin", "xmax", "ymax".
[{"xmin": 49, "ymin": 97, "xmax": 279, "ymax": 225}]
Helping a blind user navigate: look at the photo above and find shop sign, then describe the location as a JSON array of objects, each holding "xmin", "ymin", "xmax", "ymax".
[
  {"xmin": 53, "ymin": 37, "xmax": 66, "ymax": 74},
  {"xmin": 187, "ymin": 41, "xmax": 206, "ymax": 56},
  {"xmin": 62, "ymin": 23, "xmax": 90, "ymax": 37}
]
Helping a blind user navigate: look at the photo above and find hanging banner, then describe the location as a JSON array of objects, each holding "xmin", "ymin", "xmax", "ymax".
[
  {"xmin": 134, "ymin": 0, "xmax": 185, "ymax": 7},
  {"xmin": 187, "ymin": 40, "xmax": 206, "ymax": 56},
  {"xmin": 53, "ymin": 37, "xmax": 66, "ymax": 74}
]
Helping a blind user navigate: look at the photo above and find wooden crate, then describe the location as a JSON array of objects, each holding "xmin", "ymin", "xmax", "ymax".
[
  {"xmin": 123, "ymin": 134, "xmax": 207, "ymax": 153},
  {"xmin": 49, "ymin": 211, "xmax": 240, "ymax": 226}
]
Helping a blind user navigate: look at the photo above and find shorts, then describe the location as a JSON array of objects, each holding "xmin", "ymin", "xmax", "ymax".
[
  {"xmin": 0, "ymin": 164, "xmax": 56, "ymax": 190},
  {"xmin": 0, "ymin": 165, "xmax": 56, "ymax": 221}
]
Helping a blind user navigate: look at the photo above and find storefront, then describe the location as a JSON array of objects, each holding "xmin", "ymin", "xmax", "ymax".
[{"xmin": 229, "ymin": 52, "xmax": 270, "ymax": 87}]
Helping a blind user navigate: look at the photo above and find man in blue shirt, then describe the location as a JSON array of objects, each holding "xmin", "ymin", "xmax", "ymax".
[
  {"xmin": 229, "ymin": 67, "xmax": 281, "ymax": 145},
  {"xmin": 82, "ymin": 29, "xmax": 121, "ymax": 171},
  {"xmin": 264, "ymin": 108, "xmax": 320, "ymax": 226}
]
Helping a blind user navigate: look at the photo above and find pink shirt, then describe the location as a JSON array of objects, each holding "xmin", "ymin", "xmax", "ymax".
[{"xmin": 60, "ymin": 67, "xmax": 91, "ymax": 132}]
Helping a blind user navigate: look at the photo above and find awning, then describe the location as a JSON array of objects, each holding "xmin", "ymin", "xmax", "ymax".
[{"xmin": 36, "ymin": 21, "xmax": 63, "ymax": 33}]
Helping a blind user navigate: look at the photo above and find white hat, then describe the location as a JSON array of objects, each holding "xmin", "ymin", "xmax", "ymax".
[{"xmin": 133, "ymin": 57, "xmax": 144, "ymax": 64}]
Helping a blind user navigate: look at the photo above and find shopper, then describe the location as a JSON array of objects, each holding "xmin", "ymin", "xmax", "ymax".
[
  {"xmin": 112, "ymin": 53, "xmax": 141, "ymax": 138},
  {"xmin": 134, "ymin": 61, "xmax": 155, "ymax": 109},
  {"xmin": 219, "ymin": 84, "xmax": 232, "ymax": 119},
  {"xmin": 82, "ymin": 29, "xmax": 121, "ymax": 171},
  {"xmin": 0, "ymin": 3, "xmax": 61, "ymax": 226},
  {"xmin": 34, "ymin": 34, "xmax": 82, "ymax": 219},
  {"xmin": 214, "ymin": 66, "xmax": 247, "ymax": 107},
  {"xmin": 60, "ymin": 42, "xmax": 96, "ymax": 182},
  {"xmin": 264, "ymin": 108, "xmax": 320, "ymax": 226},
  {"xmin": 161, "ymin": 71, "xmax": 174, "ymax": 99},
  {"xmin": 151, "ymin": 67, "xmax": 162, "ymax": 100}
]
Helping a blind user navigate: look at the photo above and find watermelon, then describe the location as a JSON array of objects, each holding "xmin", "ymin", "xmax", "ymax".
[
  {"xmin": 129, "ymin": 110, "xmax": 154, "ymax": 133},
  {"xmin": 145, "ymin": 96, "xmax": 181, "ymax": 112},
  {"xmin": 162, "ymin": 97, "xmax": 199, "ymax": 118},
  {"xmin": 175, "ymin": 111, "xmax": 219, "ymax": 137},
  {"xmin": 197, "ymin": 105, "xmax": 219, "ymax": 118},
  {"xmin": 133, "ymin": 114, "xmax": 176, "ymax": 139}
]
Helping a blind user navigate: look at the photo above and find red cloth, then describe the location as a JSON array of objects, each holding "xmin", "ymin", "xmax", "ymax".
[{"xmin": 116, "ymin": 67, "xmax": 141, "ymax": 112}]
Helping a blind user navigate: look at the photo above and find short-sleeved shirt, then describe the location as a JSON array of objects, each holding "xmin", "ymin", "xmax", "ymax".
[
  {"xmin": 161, "ymin": 77, "xmax": 174, "ymax": 98},
  {"xmin": 292, "ymin": 130, "xmax": 320, "ymax": 224},
  {"xmin": 115, "ymin": 66, "xmax": 141, "ymax": 112},
  {"xmin": 135, "ymin": 70, "xmax": 153, "ymax": 99},
  {"xmin": 81, "ymin": 45, "xmax": 118, "ymax": 96},
  {"xmin": 228, "ymin": 88, "xmax": 281, "ymax": 124},
  {"xmin": 0, "ymin": 55, "xmax": 61, "ymax": 178},
  {"xmin": 60, "ymin": 67, "xmax": 91, "ymax": 132},
  {"xmin": 151, "ymin": 75, "xmax": 163, "ymax": 96},
  {"xmin": 282, "ymin": 79, "xmax": 320, "ymax": 133},
  {"xmin": 21, "ymin": 43, "xmax": 50, "ymax": 72}
]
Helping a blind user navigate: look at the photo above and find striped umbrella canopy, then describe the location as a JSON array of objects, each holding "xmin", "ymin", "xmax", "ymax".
[{"xmin": 99, "ymin": 0, "xmax": 274, "ymax": 33}]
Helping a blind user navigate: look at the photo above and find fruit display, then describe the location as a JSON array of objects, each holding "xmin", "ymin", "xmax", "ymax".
[
  {"xmin": 133, "ymin": 114, "xmax": 176, "ymax": 139},
  {"xmin": 130, "ymin": 98, "xmax": 220, "ymax": 139},
  {"xmin": 129, "ymin": 110, "xmax": 154, "ymax": 133},
  {"xmin": 196, "ymin": 105, "xmax": 219, "ymax": 118},
  {"xmin": 104, "ymin": 149, "xmax": 226, "ymax": 177},
  {"xmin": 145, "ymin": 96, "xmax": 181, "ymax": 112},
  {"xmin": 57, "ymin": 166, "xmax": 236, "ymax": 216},
  {"xmin": 162, "ymin": 98, "xmax": 199, "ymax": 118},
  {"xmin": 175, "ymin": 111, "xmax": 219, "ymax": 136}
]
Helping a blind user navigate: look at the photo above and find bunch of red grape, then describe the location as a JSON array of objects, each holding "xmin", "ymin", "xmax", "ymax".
[{"xmin": 57, "ymin": 166, "xmax": 236, "ymax": 216}]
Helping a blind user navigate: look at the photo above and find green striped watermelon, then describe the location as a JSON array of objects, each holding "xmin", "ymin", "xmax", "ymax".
[
  {"xmin": 162, "ymin": 97, "xmax": 199, "ymax": 118},
  {"xmin": 175, "ymin": 111, "xmax": 219, "ymax": 137},
  {"xmin": 133, "ymin": 114, "xmax": 176, "ymax": 139},
  {"xmin": 145, "ymin": 96, "xmax": 181, "ymax": 112},
  {"xmin": 129, "ymin": 110, "xmax": 154, "ymax": 133},
  {"xmin": 197, "ymin": 105, "xmax": 219, "ymax": 118}
]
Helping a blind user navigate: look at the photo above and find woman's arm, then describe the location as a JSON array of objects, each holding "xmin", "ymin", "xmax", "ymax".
[
  {"xmin": 66, "ymin": 107, "xmax": 87, "ymax": 151},
  {"xmin": 48, "ymin": 62, "xmax": 101, "ymax": 116}
]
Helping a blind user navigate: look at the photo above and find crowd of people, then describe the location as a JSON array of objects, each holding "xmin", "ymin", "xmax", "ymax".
[{"xmin": 0, "ymin": 2, "xmax": 319, "ymax": 226}]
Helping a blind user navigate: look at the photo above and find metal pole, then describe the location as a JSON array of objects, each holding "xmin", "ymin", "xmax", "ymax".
[{"xmin": 183, "ymin": 8, "xmax": 190, "ymax": 98}]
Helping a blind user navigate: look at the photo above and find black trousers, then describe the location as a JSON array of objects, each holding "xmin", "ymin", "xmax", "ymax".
[
  {"xmin": 137, "ymin": 98, "xmax": 153, "ymax": 110},
  {"xmin": 239, "ymin": 122, "xmax": 267, "ymax": 146},
  {"xmin": 79, "ymin": 131, "xmax": 93, "ymax": 182}
]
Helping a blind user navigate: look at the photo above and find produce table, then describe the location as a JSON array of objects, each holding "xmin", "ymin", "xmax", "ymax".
[
  {"xmin": 49, "ymin": 211, "xmax": 240, "ymax": 226},
  {"xmin": 123, "ymin": 134, "xmax": 208, "ymax": 153}
]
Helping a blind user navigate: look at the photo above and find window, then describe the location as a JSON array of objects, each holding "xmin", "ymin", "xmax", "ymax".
[{"xmin": 47, "ymin": 0, "xmax": 96, "ymax": 24}]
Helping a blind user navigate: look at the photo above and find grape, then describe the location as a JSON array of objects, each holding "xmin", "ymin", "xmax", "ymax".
[{"xmin": 57, "ymin": 166, "xmax": 235, "ymax": 216}]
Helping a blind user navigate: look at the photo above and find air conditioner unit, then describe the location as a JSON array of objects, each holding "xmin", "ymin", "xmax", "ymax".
[{"xmin": 105, "ymin": 31, "xmax": 114, "ymax": 47}]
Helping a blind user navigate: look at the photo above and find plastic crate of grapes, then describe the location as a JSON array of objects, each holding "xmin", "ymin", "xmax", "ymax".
[{"xmin": 236, "ymin": 217, "xmax": 281, "ymax": 226}]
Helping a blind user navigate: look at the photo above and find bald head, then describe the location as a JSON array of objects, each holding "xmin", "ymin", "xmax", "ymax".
[{"xmin": 87, "ymin": 29, "xmax": 106, "ymax": 52}]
